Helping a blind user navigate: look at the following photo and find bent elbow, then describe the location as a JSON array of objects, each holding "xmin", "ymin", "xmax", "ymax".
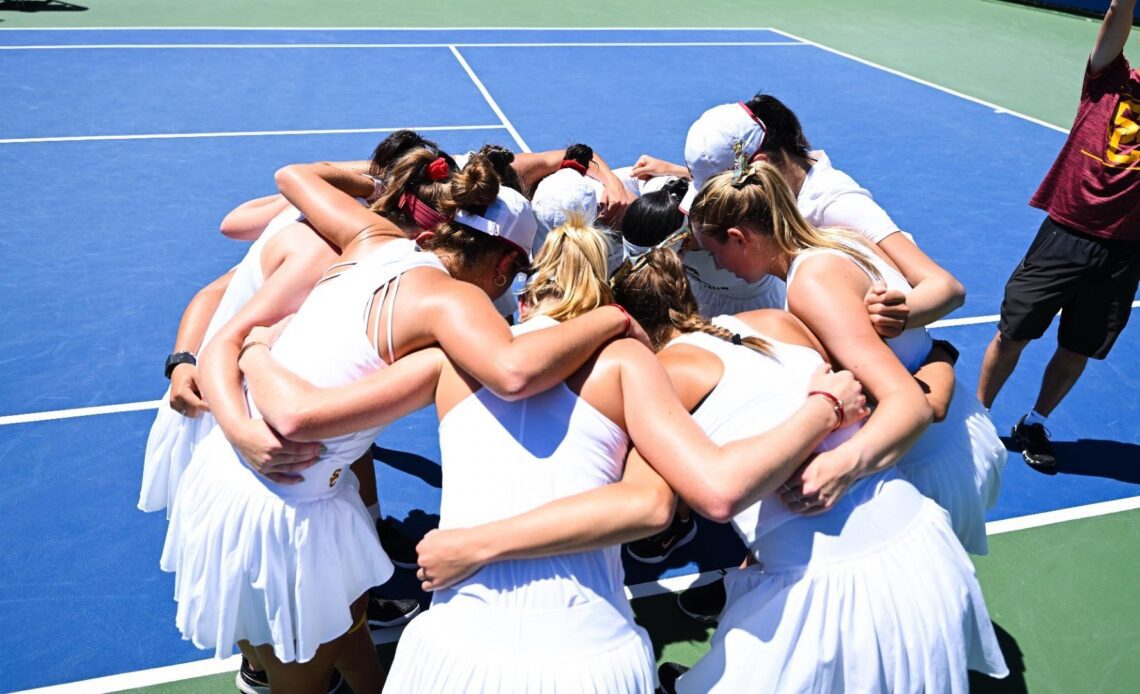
[
  {"xmin": 946, "ymin": 278, "xmax": 967, "ymax": 312},
  {"xmin": 690, "ymin": 491, "xmax": 736, "ymax": 524},
  {"xmin": 486, "ymin": 358, "xmax": 530, "ymax": 401},
  {"xmin": 930, "ymin": 401, "xmax": 950, "ymax": 423},
  {"xmin": 643, "ymin": 488, "xmax": 678, "ymax": 534}
]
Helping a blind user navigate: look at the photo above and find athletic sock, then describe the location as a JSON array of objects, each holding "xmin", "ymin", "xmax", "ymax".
[
  {"xmin": 1023, "ymin": 409, "xmax": 1048, "ymax": 427},
  {"xmin": 366, "ymin": 502, "xmax": 381, "ymax": 521}
]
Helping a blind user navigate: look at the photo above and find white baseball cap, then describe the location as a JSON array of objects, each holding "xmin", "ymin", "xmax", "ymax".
[
  {"xmin": 530, "ymin": 168, "xmax": 602, "ymax": 256},
  {"xmin": 454, "ymin": 185, "xmax": 539, "ymax": 260},
  {"xmin": 684, "ymin": 101, "xmax": 768, "ymax": 192}
]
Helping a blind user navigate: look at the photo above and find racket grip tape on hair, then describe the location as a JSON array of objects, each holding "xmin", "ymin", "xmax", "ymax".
[{"xmin": 807, "ymin": 390, "xmax": 845, "ymax": 431}]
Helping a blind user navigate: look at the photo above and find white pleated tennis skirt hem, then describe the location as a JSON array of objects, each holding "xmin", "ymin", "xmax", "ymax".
[
  {"xmin": 160, "ymin": 429, "xmax": 393, "ymax": 664},
  {"xmin": 139, "ymin": 390, "xmax": 217, "ymax": 515},
  {"xmin": 897, "ymin": 379, "xmax": 1007, "ymax": 555},
  {"xmin": 677, "ymin": 494, "xmax": 1008, "ymax": 694},
  {"xmin": 385, "ymin": 592, "xmax": 656, "ymax": 693}
]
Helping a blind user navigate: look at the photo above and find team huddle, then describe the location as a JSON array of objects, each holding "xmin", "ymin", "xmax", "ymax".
[{"xmin": 141, "ymin": 91, "xmax": 1014, "ymax": 694}]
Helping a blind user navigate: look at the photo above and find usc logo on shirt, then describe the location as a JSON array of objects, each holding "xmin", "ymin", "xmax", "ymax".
[
  {"xmin": 1105, "ymin": 98, "xmax": 1139, "ymax": 169},
  {"xmin": 328, "ymin": 468, "xmax": 342, "ymax": 488}
]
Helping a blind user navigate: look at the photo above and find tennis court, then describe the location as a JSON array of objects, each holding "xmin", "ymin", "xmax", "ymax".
[{"xmin": 2, "ymin": 3, "xmax": 1138, "ymax": 692}]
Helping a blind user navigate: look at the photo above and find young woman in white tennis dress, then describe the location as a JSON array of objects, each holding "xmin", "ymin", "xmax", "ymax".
[
  {"xmin": 234, "ymin": 216, "xmax": 868, "ymax": 693},
  {"xmin": 688, "ymin": 163, "xmax": 1005, "ymax": 555}
]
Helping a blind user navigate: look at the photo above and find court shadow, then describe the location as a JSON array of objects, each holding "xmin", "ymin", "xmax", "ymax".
[
  {"xmin": 631, "ymin": 591, "xmax": 717, "ymax": 662},
  {"xmin": 373, "ymin": 444, "xmax": 442, "ymax": 488},
  {"xmin": 1052, "ymin": 439, "xmax": 1140, "ymax": 484},
  {"xmin": 623, "ymin": 517, "xmax": 747, "ymax": 585},
  {"xmin": 1003, "ymin": 436, "xmax": 1140, "ymax": 483},
  {"xmin": 0, "ymin": 0, "xmax": 88, "ymax": 11},
  {"xmin": 969, "ymin": 621, "xmax": 1028, "ymax": 693}
]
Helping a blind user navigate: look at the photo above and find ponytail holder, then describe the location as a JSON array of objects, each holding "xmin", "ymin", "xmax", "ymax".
[
  {"xmin": 559, "ymin": 159, "xmax": 588, "ymax": 176},
  {"xmin": 427, "ymin": 157, "xmax": 450, "ymax": 181},
  {"xmin": 731, "ymin": 333, "xmax": 743, "ymax": 345}
]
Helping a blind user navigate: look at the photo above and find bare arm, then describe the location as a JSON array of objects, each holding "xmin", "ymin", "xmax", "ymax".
[
  {"xmin": 219, "ymin": 195, "xmax": 292, "ymax": 241},
  {"xmin": 629, "ymin": 154, "xmax": 691, "ymax": 181},
  {"xmin": 614, "ymin": 340, "xmax": 863, "ymax": 522},
  {"xmin": 783, "ymin": 256, "xmax": 932, "ymax": 508},
  {"xmin": 414, "ymin": 449, "xmax": 675, "ymax": 590},
  {"xmin": 240, "ymin": 345, "xmax": 445, "ymax": 441},
  {"xmin": 588, "ymin": 152, "xmax": 638, "ymax": 226},
  {"xmin": 167, "ymin": 269, "xmax": 234, "ymax": 417},
  {"xmin": 876, "ymin": 233, "xmax": 966, "ymax": 327},
  {"xmin": 1091, "ymin": 0, "xmax": 1136, "ymax": 74},
  {"xmin": 913, "ymin": 342, "xmax": 957, "ymax": 423},
  {"xmin": 274, "ymin": 163, "xmax": 399, "ymax": 250},
  {"xmin": 420, "ymin": 279, "xmax": 631, "ymax": 400}
]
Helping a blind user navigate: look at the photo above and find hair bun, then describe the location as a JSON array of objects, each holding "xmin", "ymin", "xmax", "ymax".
[
  {"xmin": 564, "ymin": 143, "xmax": 594, "ymax": 170},
  {"xmin": 450, "ymin": 155, "xmax": 501, "ymax": 211},
  {"xmin": 662, "ymin": 177, "xmax": 690, "ymax": 201}
]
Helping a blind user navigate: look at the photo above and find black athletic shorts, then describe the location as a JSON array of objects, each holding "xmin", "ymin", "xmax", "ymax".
[{"xmin": 999, "ymin": 216, "xmax": 1140, "ymax": 359}]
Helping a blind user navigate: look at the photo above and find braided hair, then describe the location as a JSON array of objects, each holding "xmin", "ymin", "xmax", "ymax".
[{"xmin": 612, "ymin": 247, "xmax": 772, "ymax": 356}]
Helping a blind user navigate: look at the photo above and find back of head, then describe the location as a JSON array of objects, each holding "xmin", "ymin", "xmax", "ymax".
[
  {"xmin": 612, "ymin": 247, "xmax": 773, "ymax": 355},
  {"xmin": 372, "ymin": 145, "xmax": 456, "ymax": 231},
  {"xmin": 621, "ymin": 178, "xmax": 689, "ymax": 249},
  {"xmin": 685, "ymin": 103, "xmax": 767, "ymax": 190},
  {"xmin": 369, "ymin": 130, "xmax": 445, "ymax": 177},
  {"xmin": 743, "ymin": 93, "xmax": 811, "ymax": 162},
  {"xmin": 690, "ymin": 161, "xmax": 880, "ymax": 280},
  {"xmin": 521, "ymin": 210, "xmax": 613, "ymax": 322},
  {"xmin": 475, "ymin": 144, "xmax": 522, "ymax": 193}
]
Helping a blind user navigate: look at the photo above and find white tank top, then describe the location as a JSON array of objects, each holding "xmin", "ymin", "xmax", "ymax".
[
  {"xmin": 199, "ymin": 205, "xmax": 302, "ymax": 348},
  {"xmin": 667, "ymin": 316, "xmax": 865, "ymax": 551},
  {"xmin": 785, "ymin": 243, "xmax": 933, "ymax": 373},
  {"xmin": 246, "ymin": 239, "xmax": 447, "ymax": 500},
  {"xmin": 434, "ymin": 316, "xmax": 632, "ymax": 609}
]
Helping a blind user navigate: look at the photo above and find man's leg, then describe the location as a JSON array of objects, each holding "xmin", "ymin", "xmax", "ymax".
[
  {"xmin": 977, "ymin": 331, "xmax": 1030, "ymax": 409},
  {"xmin": 1032, "ymin": 346, "xmax": 1089, "ymax": 417}
]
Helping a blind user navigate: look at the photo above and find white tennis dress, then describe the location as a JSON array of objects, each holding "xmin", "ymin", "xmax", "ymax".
[
  {"xmin": 161, "ymin": 239, "xmax": 443, "ymax": 663},
  {"xmin": 670, "ymin": 317, "xmax": 1008, "ymax": 693},
  {"xmin": 786, "ymin": 245, "xmax": 1006, "ymax": 555},
  {"xmin": 385, "ymin": 317, "xmax": 656, "ymax": 694},
  {"xmin": 139, "ymin": 205, "xmax": 302, "ymax": 514}
]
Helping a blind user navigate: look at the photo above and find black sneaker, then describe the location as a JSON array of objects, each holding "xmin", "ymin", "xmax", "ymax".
[
  {"xmin": 1011, "ymin": 416, "xmax": 1056, "ymax": 471},
  {"xmin": 657, "ymin": 662, "xmax": 690, "ymax": 694},
  {"xmin": 235, "ymin": 657, "xmax": 344, "ymax": 694},
  {"xmin": 377, "ymin": 517, "xmax": 419, "ymax": 569},
  {"xmin": 626, "ymin": 512, "xmax": 697, "ymax": 564},
  {"xmin": 367, "ymin": 592, "xmax": 422, "ymax": 630},
  {"xmin": 677, "ymin": 574, "xmax": 727, "ymax": 623}
]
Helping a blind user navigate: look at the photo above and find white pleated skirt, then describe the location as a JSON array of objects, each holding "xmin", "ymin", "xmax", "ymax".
[
  {"xmin": 896, "ymin": 379, "xmax": 1007, "ymax": 555},
  {"xmin": 160, "ymin": 428, "xmax": 393, "ymax": 663},
  {"xmin": 139, "ymin": 390, "xmax": 217, "ymax": 514},
  {"xmin": 677, "ymin": 477, "xmax": 1008, "ymax": 694},
  {"xmin": 385, "ymin": 591, "xmax": 656, "ymax": 693}
]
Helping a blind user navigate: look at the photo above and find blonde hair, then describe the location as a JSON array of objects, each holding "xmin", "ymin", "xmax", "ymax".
[
  {"xmin": 612, "ymin": 247, "xmax": 772, "ymax": 356},
  {"xmin": 689, "ymin": 161, "xmax": 882, "ymax": 281},
  {"xmin": 520, "ymin": 210, "xmax": 613, "ymax": 322}
]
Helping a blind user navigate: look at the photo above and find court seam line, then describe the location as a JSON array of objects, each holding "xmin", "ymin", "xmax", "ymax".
[
  {"xmin": 0, "ymin": 41, "xmax": 807, "ymax": 50},
  {"xmin": 7, "ymin": 301, "xmax": 1140, "ymax": 426},
  {"xmin": 766, "ymin": 28, "xmax": 1069, "ymax": 134},
  {"xmin": 16, "ymin": 495, "xmax": 1140, "ymax": 693},
  {"xmin": 448, "ymin": 45, "xmax": 533, "ymax": 153},
  {"xmin": 0, "ymin": 124, "xmax": 506, "ymax": 145}
]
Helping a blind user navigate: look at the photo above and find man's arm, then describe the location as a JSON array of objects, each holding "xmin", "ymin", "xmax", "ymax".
[{"xmin": 1091, "ymin": 0, "xmax": 1137, "ymax": 74}]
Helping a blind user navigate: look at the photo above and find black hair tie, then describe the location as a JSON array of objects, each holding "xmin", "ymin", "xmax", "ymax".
[{"xmin": 731, "ymin": 334, "xmax": 743, "ymax": 345}]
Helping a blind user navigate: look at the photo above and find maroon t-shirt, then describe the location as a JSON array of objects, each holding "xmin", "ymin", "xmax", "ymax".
[{"xmin": 1030, "ymin": 53, "xmax": 1140, "ymax": 241}]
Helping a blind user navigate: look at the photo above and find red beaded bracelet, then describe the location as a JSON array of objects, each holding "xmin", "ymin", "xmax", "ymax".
[
  {"xmin": 807, "ymin": 390, "xmax": 845, "ymax": 431},
  {"xmin": 610, "ymin": 304, "xmax": 632, "ymax": 337}
]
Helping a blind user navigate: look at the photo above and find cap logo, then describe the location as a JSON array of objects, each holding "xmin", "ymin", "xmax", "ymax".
[{"xmin": 730, "ymin": 140, "xmax": 750, "ymax": 186}]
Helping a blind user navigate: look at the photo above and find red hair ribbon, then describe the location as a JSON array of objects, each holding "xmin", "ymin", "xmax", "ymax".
[
  {"xmin": 559, "ymin": 158, "xmax": 588, "ymax": 176},
  {"xmin": 398, "ymin": 192, "xmax": 449, "ymax": 230},
  {"xmin": 427, "ymin": 157, "xmax": 451, "ymax": 181}
]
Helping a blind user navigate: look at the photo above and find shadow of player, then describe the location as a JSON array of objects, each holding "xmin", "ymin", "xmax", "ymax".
[{"xmin": 0, "ymin": 0, "xmax": 88, "ymax": 11}]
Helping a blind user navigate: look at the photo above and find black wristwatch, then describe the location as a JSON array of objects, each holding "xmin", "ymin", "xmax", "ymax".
[
  {"xmin": 931, "ymin": 339, "xmax": 960, "ymax": 366},
  {"xmin": 164, "ymin": 351, "xmax": 197, "ymax": 379}
]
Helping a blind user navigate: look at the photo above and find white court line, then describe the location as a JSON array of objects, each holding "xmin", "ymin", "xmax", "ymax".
[
  {"xmin": 0, "ymin": 124, "xmax": 505, "ymax": 145},
  {"xmin": 19, "ymin": 494, "xmax": 1140, "ymax": 693},
  {"xmin": 0, "ymin": 41, "xmax": 805, "ymax": 50},
  {"xmin": 767, "ymin": 28, "xmax": 1069, "ymax": 134},
  {"xmin": 6, "ymin": 301, "xmax": 1140, "ymax": 426},
  {"xmin": 0, "ymin": 26, "xmax": 782, "ymax": 31},
  {"xmin": 449, "ymin": 45, "xmax": 532, "ymax": 153}
]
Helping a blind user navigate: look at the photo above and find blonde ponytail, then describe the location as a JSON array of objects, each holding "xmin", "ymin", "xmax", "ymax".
[{"xmin": 520, "ymin": 210, "xmax": 613, "ymax": 321}]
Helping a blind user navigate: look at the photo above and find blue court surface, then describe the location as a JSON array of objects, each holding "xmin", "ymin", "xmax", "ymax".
[{"xmin": 1, "ymin": 28, "xmax": 1136, "ymax": 691}]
